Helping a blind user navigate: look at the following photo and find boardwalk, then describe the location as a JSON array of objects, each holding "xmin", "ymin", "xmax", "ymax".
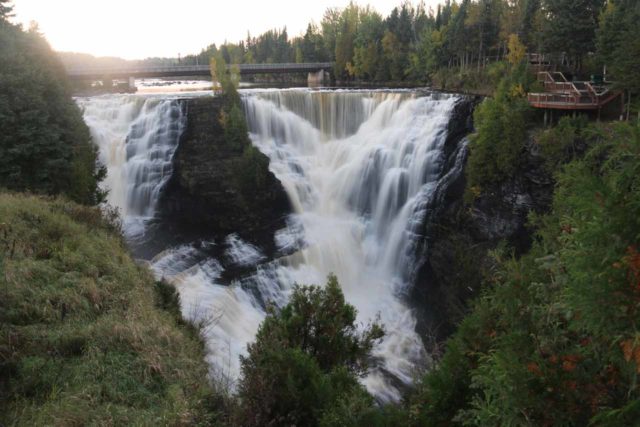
[
  {"xmin": 528, "ymin": 72, "xmax": 621, "ymax": 110},
  {"xmin": 66, "ymin": 62, "xmax": 335, "ymax": 80}
]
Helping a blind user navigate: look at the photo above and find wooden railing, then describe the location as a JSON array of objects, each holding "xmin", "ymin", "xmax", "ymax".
[
  {"xmin": 528, "ymin": 71, "xmax": 619, "ymax": 109},
  {"xmin": 537, "ymin": 71, "xmax": 580, "ymax": 95}
]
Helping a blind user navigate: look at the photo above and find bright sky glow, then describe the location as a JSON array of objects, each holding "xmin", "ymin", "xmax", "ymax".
[{"xmin": 12, "ymin": 0, "xmax": 441, "ymax": 60}]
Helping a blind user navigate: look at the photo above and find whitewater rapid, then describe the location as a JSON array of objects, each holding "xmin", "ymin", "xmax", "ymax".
[{"xmin": 80, "ymin": 89, "xmax": 460, "ymax": 402}]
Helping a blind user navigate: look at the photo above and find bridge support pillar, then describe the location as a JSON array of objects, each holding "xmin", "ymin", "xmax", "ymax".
[
  {"xmin": 308, "ymin": 69, "xmax": 330, "ymax": 87},
  {"xmin": 128, "ymin": 76, "xmax": 136, "ymax": 91}
]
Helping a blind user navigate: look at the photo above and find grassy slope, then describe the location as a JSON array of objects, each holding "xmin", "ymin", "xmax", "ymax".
[{"xmin": 0, "ymin": 192, "xmax": 219, "ymax": 426}]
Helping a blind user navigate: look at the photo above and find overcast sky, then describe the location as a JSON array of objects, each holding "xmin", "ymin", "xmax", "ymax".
[{"xmin": 12, "ymin": 0, "xmax": 441, "ymax": 60}]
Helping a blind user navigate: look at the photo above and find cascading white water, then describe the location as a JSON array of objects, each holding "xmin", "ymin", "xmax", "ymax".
[
  {"xmin": 77, "ymin": 95, "xmax": 185, "ymax": 236},
  {"xmin": 164, "ymin": 89, "xmax": 460, "ymax": 402},
  {"xmin": 82, "ymin": 89, "xmax": 461, "ymax": 401}
]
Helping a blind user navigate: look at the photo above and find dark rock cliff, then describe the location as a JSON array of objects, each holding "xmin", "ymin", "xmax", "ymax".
[
  {"xmin": 413, "ymin": 97, "xmax": 554, "ymax": 342},
  {"xmin": 159, "ymin": 96, "xmax": 290, "ymax": 255}
]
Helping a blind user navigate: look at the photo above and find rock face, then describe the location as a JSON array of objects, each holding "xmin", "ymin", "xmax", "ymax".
[
  {"xmin": 160, "ymin": 96, "xmax": 290, "ymax": 254},
  {"xmin": 413, "ymin": 98, "xmax": 554, "ymax": 341}
]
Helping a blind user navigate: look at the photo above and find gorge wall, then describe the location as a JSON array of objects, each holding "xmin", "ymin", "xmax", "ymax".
[{"xmin": 415, "ymin": 121, "xmax": 555, "ymax": 341}]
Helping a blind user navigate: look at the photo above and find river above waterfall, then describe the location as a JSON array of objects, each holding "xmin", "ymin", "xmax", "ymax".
[{"xmin": 79, "ymin": 88, "xmax": 464, "ymax": 402}]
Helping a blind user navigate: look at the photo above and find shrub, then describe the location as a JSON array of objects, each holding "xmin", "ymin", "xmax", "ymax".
[
  {"xmin": 536, "ymin": 115, "xmax": 589, "ymax": 172},
  {"xmin": 466, "ymin": 96, "xmax": 529, "ymax": 191},
  {"xmin": 224, "ymin": 104, "xmax": 251, "ymax": 150},
  {"xmin": 237, "ymin": 274, "xmax": 385, "ymax": 426},
  {"xmin": 234, "ymin": 145, "xmax": 271, "ymax": 198}
]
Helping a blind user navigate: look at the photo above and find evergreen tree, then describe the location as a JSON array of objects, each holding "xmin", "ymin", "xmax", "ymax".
[
  {"xmin": 597, "ymin": 0, "xmax": 640, "ymax": 93},
  {"xmin": 520, "ymin": 0, "xmax": 541, "ymax": 48},
  {"xmin": 237, "ymin": 275, "xmax": 384, "ymax": 427},
  {"xmin": 0, "ymin": 19, "xmax": 104, "ymax": 204},
  {"xmin": 334, "ymin": 3, "xmax": 359, "ymax": 80},
  {"xmin": 544, "ymin": 0, "xmax": 605, "ymax": 71}
]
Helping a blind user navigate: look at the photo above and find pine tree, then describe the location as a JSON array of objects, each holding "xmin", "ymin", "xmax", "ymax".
[
  {"xmin": 237, "ymin": 275, "xmax": 384, "ymax": 427},
  {"xmin": 544, "ymin": 0, "xmax": 605, "ymax": 71},
  {"xmin": 597, "ymin": 0, "xmax": 640, "ymax": 93}
]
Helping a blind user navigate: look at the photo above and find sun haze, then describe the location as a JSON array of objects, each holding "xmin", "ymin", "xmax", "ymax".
[{"xmin": 11, "ymin": 0, "xmax": 440, "ymax": 59}]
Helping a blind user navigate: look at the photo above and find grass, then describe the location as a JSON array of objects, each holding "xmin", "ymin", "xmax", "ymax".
[{"xmin": 0, "ymin": 192, "xmax": 221, "ymax": 426}]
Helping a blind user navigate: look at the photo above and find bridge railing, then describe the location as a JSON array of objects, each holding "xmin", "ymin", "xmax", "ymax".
[{"xmin": 66, "ymin": 62, "xmax": 335, "ymax": 77}]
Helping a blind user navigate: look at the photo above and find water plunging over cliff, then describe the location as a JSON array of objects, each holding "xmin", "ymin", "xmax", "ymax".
[
  {"xmin": 78, "ymin": 95, "xmax": 185, "ymax": 236},
  {"xmin": 82, "ymin": 90, "xmax": 464, "ymax": 402},
  {"xmin": 163, "ymin": 89, "xmax": 460, "ymax": 401}
]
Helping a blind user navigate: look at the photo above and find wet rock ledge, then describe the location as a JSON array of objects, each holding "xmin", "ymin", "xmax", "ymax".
[{"xmin": 160, "ymin": 96, "xmax": 291, "ymax": 255}]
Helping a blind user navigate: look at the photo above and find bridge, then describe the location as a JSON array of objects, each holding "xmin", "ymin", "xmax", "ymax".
[{"xmin": 66, "ymin": 62, "xmax": 335, "ymax": 80}]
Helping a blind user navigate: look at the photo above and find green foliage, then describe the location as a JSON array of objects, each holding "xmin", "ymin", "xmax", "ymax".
[
  {"xmin": 466, "ymin": 64, "xmax": 533, "ymax": 192},
  {"xmin": 409, "ymin": 298, "xmax": 494, "ymax": 426},
  {"xmin": 174, "ymin": 0, "xmax": 620, "ymax": 86},
  {"xmin": 146, "ymin": 0, "xmax": 625, "ymax": 87},
  {"xmin": 597, "ymin": 0, "xmax": 640, "ymax": 93},
  {"xmin": 536, "ymin": 115, "xmax": 589, "ymax": 172},
  {"xmin": 210, "ymin": 53, "xmax": 240, "ymax": 106},
  {"xmin": 211, "ymin": 53, "xmax": 275, "ymax": 207},
  {"xmin": 237, "ymin": 274, "xmax": 385, "ymax": 427},
  {"xmin": 223, "ymin": 104, "xmax": 251, "ymax": 150},
  {"xmin": 0, "ymin": 192, "xmax": 221, "ymax": 425},
  {"xmin": 235, "ymin": 145, "xmax": 270, "ymax": 196},
  {"xmin": 412, "ymin": 122, "xmax": 640, "ymax": 426},
  {"xmin": 544, "ymin": 0, "xmax": 605, "ymax": 70},
  {"xmin": 0, "ymin": 22, "xmax": 104, "ymax": 205}
]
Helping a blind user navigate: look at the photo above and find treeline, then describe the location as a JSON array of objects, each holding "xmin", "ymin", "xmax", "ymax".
[
  {"xmin": 0, "ymin": 1, "xmax": 104, "ymax": 205},
  {"xmin": 182, "ymin": 0, "xmax": 638, "ymax": 91}
]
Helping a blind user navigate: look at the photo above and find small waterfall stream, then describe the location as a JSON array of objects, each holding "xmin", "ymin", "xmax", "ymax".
[{"xmin": 77, "ymin": 95, "xmax": 185, "ymax": 237}]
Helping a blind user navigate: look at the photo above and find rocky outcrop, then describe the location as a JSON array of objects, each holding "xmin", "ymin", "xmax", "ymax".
[
  {"xmin": 159, "ymin": 96, "xmax": 290, "ymax": 255},
  {"xmin": 413, "ymin": 98, "xmax": 554, "ymax": 341}
]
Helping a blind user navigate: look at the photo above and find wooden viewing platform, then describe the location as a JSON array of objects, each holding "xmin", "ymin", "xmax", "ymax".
[{"xmin": 528, "ymin": 72, "xmax": 621, "ymax": 111}]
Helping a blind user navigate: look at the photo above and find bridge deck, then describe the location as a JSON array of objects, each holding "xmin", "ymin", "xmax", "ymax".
[{"xmin": 66, "ymin": 62, "xmax": 334, "ymax": 79}]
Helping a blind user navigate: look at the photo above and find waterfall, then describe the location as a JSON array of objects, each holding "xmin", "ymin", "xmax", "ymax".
[
  {"xmin": 82, "ymin": 89, "xmax": 465, "ymax": 402},
  {"xmin": 163, "ymin": 89, "xmax": 461, "ymax": 402},
  {"xmin": 77, "ymin": 95, "xmax": 185, "ymax": 236}
]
